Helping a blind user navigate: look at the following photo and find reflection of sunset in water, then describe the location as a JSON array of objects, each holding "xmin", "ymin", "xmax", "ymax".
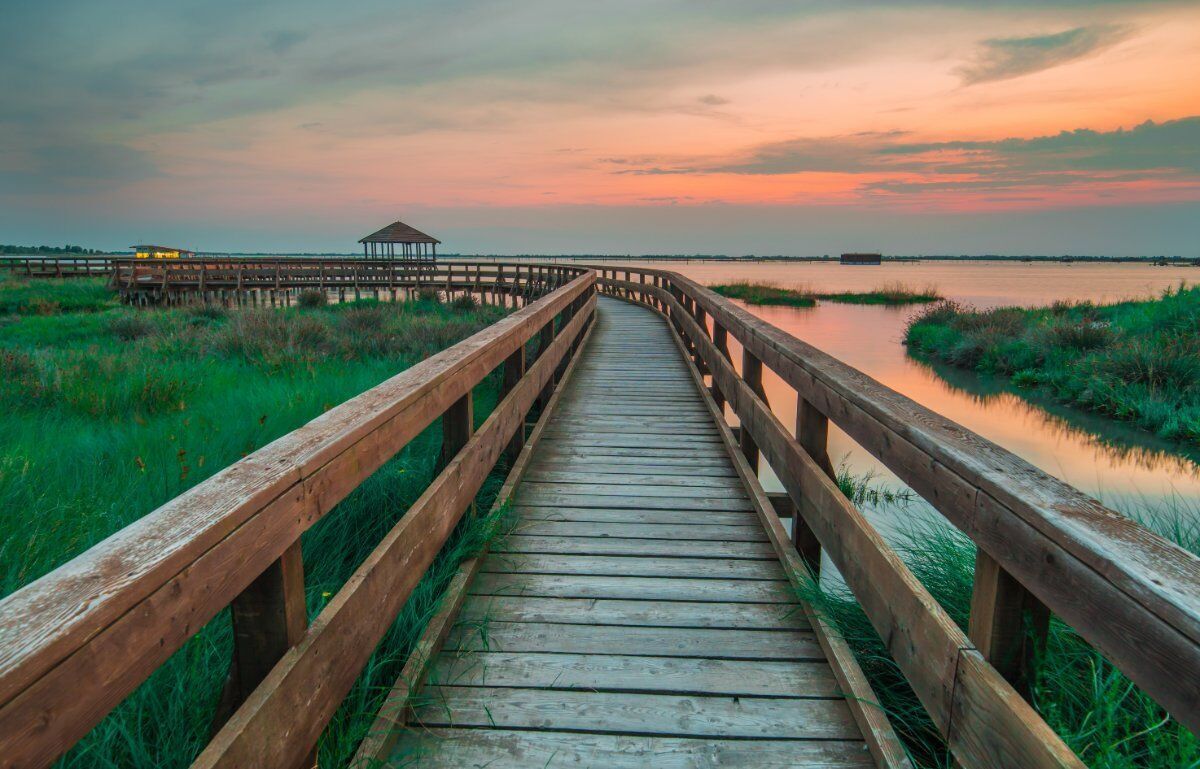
[{"xmin": 599, "ymin": 260, "xmax": 1200, "ymax": 508}]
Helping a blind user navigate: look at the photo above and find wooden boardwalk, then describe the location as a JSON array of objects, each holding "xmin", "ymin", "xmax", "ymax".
[{"xmin": 390, "ymin": 298, "xmax": 876, "ymax": 767}]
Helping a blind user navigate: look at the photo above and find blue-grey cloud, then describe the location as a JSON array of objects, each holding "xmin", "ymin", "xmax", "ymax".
[
  {"xmin": 957, "ymin": 25, "xmax": 1131, "ymax": 84},
  {"xmin": 614, "ymin": 117, "xmax": 1200, "ymax": 196}
]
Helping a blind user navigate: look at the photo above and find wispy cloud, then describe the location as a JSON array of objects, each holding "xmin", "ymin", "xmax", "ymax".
[
  {"xmin": 956, "ymin": 24, "xmax": 1131, "ymax": 84},
  {"xmin": 614, "ymin": 117, "xmax": 1200, "ymax": 199}
]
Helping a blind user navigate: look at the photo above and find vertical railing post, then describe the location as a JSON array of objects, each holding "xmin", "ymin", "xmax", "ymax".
[
  {"xmin": 969, "ymin": 553, "xmax": 1050, "ymax": 699},
  {"xmin": 740, "ymin": 349, "xmax": 765, "ymax": 472},
  {"xmin": 710, "ymin": 323, "xmax": 731, "ymax": 413},
  {"xmin": 440, "ymin": 392, "xmax": 474, "ymax": 470},
  {"xmin": 502, "ymin": 345, "xmax": 526, "ymax": 462},
  {"xmin": 794, "ymin": 397, "xmax": 833, "ymax": 575},
  {"xmin": 213, "ymin": 543, "xmax": 308, "ymax": 747},
  {"xmin": 535, "ymin": 319, "xmax": 556, "ymax": 409}
]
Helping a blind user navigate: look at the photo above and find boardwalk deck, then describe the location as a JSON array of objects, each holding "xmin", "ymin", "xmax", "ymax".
[{"xmin": 388, "ymin": 298, "xmax": 877, "ymax": 768}]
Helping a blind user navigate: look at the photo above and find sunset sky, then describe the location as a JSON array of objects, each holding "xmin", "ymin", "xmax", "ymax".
[{"xmin": 1, "ymin": 0, "xmax": 1198, "ymax": 254}]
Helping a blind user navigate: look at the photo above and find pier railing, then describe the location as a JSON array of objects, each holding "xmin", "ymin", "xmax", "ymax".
[
  {"xmin": 594, "ymin": 266, "xmax": 1200, "ymax": 769},
  {"xmin": 111, "ymin": 258, "xmax": 581, "ymax": 306},
  {"xmin": 0, "ymin": 266, "xmax": 595, "ymax": 768},
  {"xmin": 0, "ymin": 255, "xmax": 117, "ymax": 278}
]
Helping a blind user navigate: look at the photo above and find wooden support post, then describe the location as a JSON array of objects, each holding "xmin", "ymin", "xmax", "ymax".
[
  {"xmin": 794, "ymin": 396, "xmax": 833, "ymax": 575},
  {"xmin": 969, "ymin": 551, "xmax": 1050, "ymax": 700},
  {"xmin": 212, "ymin": 543, "xmax": 308, "ymax": 739},
  {"xmin": 711, "ymin": 323, "xmax": 730, "ymax": 413},
  {"xmin": 740, "ymin": 349, "xmax": 764, "ymax": 472},
  {"xmin": 502, "ymin": 346, "xmax": 526, "ymax": 462},
  {"xmin": 440, "ymin": 393, "xmax": 474, "ymax": 471}
]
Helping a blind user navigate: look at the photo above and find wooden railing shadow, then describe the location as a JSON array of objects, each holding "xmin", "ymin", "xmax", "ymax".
[
  {"xmin": 593, "ymin": 266, "xmax": 1200, "ymax": 769},
  {"xmin": 0, "ymin": 267, "xmax": 595, "ymax": 768}
]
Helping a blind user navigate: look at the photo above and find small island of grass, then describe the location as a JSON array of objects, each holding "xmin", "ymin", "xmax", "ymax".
[
  {"xmin": 905, "ymin": 284, "xmax": 1200, "ymax": 446},
  {"xmin": 710, "ymin": 280, "xmax": 941, "ymax": 307}
]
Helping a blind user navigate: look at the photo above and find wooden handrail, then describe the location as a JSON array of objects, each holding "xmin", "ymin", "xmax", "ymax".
[
  {"xmin": 0, "ymin": 270, "xmax": 596, "ymax": 768},
  {"xmin": 593, "ymin": 269, "xmax": 1200, "ymax": 765}
]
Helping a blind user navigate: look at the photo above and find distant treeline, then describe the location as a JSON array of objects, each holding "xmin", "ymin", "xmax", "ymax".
[{"xmin": 0, "ymin": 244, "xmax": 107, "ymax": 256}]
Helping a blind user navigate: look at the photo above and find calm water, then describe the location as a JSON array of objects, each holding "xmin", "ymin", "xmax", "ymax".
[{"xmin": 596, "ymin": 260, "xmax": 1200, "ymax": 515}]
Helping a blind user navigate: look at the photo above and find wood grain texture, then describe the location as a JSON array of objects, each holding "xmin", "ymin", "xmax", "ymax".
[
  {"xmin": 412, "ymin": 687, "xmax": 860, "ymax": 739},
  {"xmin": 351, "ymin": 300, "xmax": 598, "ymax": 769},
  {"xmin": 192, "ymin": 296, "xmax": 596, "ymax": 769},
  {"xmin": 444, "ymin": 621, "xmax": 824, "ymax": 660},
  {"xmin": 391, "ymin": 729, "xmax": 876, "ymax": 768},
  {"xmin": 619, "ymin": 270, "xmax": 1199, "ymax": 733},
  {"xmin": 615, "ymin": 276, "xmax": 1085, "ymax": 768},
  {"xmin": 428, "ymin": 652, "xmax": 839, "ymax": 698}
]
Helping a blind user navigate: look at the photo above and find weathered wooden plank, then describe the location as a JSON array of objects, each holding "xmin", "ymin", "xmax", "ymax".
[
  {"xmin": 517, "ymin": 482, "xmax": 745, "ymax": 501},
  {"xmin": 531, "ymin": 451, "xmax": 732, "ymax": 466},
  {"xmin": 529, "ymin": 460, "xmax": 737, "ymax": 476},
  {"xmin": 521, "ymin": 470, "xmax": 743, "ymax": 488},
  {"xmin": 457, "ymin": 596, "xmax": 807, "ymax": 630},
  {"xmin": 539, "ymin": 434, "xmax": 724, "ymax": 448},
  {"xmin": 514, "ymin": 493, "xmax": 752, "ymax": 513},
  {"xmin": 429, "ymin": 652, "xmax": 839, "ymax": 698},
  {"xmin": 390, "ymin": 729, "xmax": 875, "ymax": 768},
  {"xmin": 469, "ymin": 573, "xmax": 793, "ymax": 603},
  {"xmin": 512, "ymin": 506, "xmax": 757, "ymax": 526},
  {"xmin": 444, "ymin": 621, "xmax": 822, "ymax": 660},
  {"xmin": 411, "ymin": 687, "xmax": 859, "ymax": 739},
  {"xmin": 507, "ymin": 520, "xmax": 766, "ymax": 542},
  {"xmin": 479, "ymin": 552, "xmax": 786, "ymax": 580},
  {"xmin": 492, "ymin": 535, "xmax": 778, "ymax": 560}
]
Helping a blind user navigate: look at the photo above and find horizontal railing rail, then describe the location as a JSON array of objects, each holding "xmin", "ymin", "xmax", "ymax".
[
  {"xmin": 593, "ymin": 266, "xmax": 1200, "ymax": 769},
  {"xmin": 111, "ymin": 258, "xmax": 586, "ymax": 306},
  {"xmin": 0, "ymin": 267, "xmax": 597, "ymax": 768},
  {"xmin": 0, "ymin": 256, "xmax": 117, "ymax": 278}
]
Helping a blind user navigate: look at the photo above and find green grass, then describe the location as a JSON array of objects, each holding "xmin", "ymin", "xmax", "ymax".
[
  {"xmin": 0, "ymin": 277, "xmax": 515, "ymax": 767},
  {"xmin": 800, "ymin": 479, "xmax": 1200, "ymax": 768},
  {"xmin": 709, "ymin": 281, "xmax": 817, "ymax": 307},
  {"xmin": 904, "ymin": 284, "xmax": 1200, "ymax": 446},
  {"xmin": 710, "ymin": 280, "xmax": 941, "ymax": 307}
]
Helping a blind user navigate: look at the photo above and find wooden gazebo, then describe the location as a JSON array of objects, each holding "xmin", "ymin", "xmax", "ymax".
[{"xmin": 358, "ymin": 220, "xmax": 440, "ymax": 261}]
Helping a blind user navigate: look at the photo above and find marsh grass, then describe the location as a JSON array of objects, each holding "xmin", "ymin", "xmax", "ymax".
[
  {"xmin": 0, "ymin": 278, "xmax": 515, "ymax": 767},
  {"xmin": 905, "ymin": 284, "xmax": 1200, "ymax": 446},
  {"xmin": 709, "ymin": 280, "xmax": 817, "ymax": 307},
  {"xmin": 709, "ymin": 280, "xmax": 941, "ymax": 307},
  {"xmin": 801, "ymin": 477, "xmax": 1200, "ymax": 768}
]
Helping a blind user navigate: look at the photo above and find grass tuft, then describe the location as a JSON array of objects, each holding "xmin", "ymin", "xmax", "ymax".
[
  {"xmin": 905, "ymin": 283, "xmax": 1200, "ymax": 445},
  {"xmin": 709, "ymin": 280, "xmax": 941, "ymax": 307}
]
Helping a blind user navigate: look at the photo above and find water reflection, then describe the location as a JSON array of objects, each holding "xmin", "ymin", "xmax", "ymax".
[{"xmin": 917, "ymin": 358, "xmax": 1200, "ymax": 476}]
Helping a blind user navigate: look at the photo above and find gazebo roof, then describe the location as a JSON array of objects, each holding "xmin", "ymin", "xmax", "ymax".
[{"xmin": 358, "ymin": 220, "xmax": 441, "ymax": 245}]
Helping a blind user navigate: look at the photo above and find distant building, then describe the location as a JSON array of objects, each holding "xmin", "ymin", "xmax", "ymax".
[
  {"xmin": 841, "ymin": 252, "xmax": 881, "ymax": 265},
  {"xmin": 130, "ymin": 244, "xmax": 195, "ymax": 259},
  {"xmin": 359, "ymin": 220, "xmax": 441, "ymax": 261}
]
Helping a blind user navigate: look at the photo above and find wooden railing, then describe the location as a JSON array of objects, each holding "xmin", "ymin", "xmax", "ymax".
[
  {"xmin": 0, "ymin": 256, "xmax": 117, "ymax": 278},
  {"xmin": 112, "ymin": 258, "xmax": 580, "ymax": 306},
  {"xmin": 593, "ymin": 266, "xmax": 1200, "ymax": 769},
  {"xmin": 0, "ymin": 267, "xmax": 596, "ymax": 768}
]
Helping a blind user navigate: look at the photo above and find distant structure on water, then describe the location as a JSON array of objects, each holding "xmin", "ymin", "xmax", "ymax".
[
  {"xmin": 841, "ymin": 252, "xmax": 882, "ymax": 265},
  {"xmin": 130, "ymin": 244, "xmax": 195, "ymax": 259},
  {"xmin": 359, "ymin": 220, "xmax": 440, "ymax": 261}
]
